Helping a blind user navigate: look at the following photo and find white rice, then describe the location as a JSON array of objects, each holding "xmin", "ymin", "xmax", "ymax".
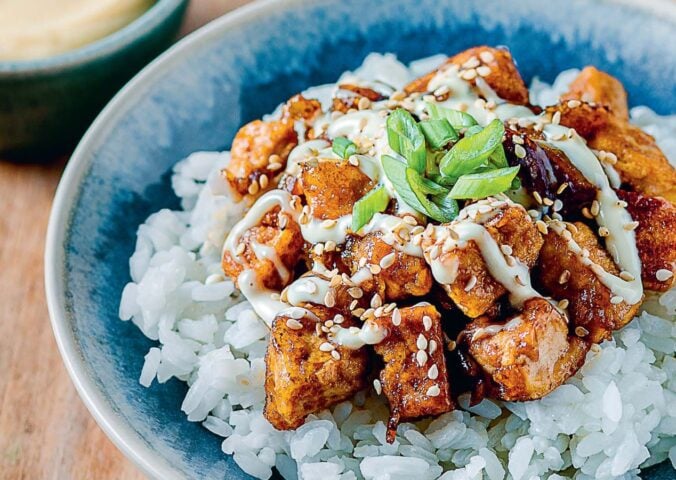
[{"xmin": 119, "ymin": 54, "xmax": 676, "ymax": 480}]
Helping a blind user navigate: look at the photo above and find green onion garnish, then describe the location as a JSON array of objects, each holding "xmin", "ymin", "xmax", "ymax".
[
  {"xmin": 426, "ymin": 102, "xmax": 478, "ymax": 129},
  {"xmin": 386, "ymin": 108, "xmax": 426, "ymax": 173},
  {"xmin": 439, "ymin": 119, "xmax": 505, "ymax": 178},
  {"xmin": 419, "ymin": 118, "xmax": 458, "ymax": 149},
  {"xmin": 332, "ymin": 137, "xmax": 357, "ymax": 159},
  {"xmin": 448, "ymin": 166, "xmax": 520, "ymax": 199},
  {"xmin": 351, "ymin": 185, "xmax": 390, "ymax": 232},
  {"xmin": 381, "ymin": 155, "xmax": 428, "ymax": 213},
  {"xmin": 406, "ymin": 169, "xmax": 457, "ymax": 222}
]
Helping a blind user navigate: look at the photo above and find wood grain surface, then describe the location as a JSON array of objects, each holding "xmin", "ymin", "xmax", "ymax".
[{"xmin": 0, "ymin": 2, "xmax": 249, "ymax": 479}]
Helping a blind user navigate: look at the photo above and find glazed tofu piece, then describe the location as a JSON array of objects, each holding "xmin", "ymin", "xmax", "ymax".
[
  {"xmin": 332, "ymin": 84, "xmax": 386, "ymax": 113},
  {"xmin": 343, "ymin": 233, "xmax": 433, "ymax": 301},
  {"xmin": 222, "ymin": 207, "xmax": 304, "ymax": 290},
  {"xmin": 460, "ymin": 298, "xmax": 589, "ymax": 401},
  {"xmin": 298, "ymin": 159, "xmax": 375, "ymax": 220},
  {"xmin": 223, "ymin": 95, "xmax": 321, "ymax": 199},
  {"xmin": 560, "ymin": 66, "xmax": 629, "ymax": 120},
  {"xmin": 404, "ymin": 46, "xmax": 529, "ymax": 105},
  {"xmin": 553, "ymin": 99, "xmax": 676, "ymax": 202},
  {"xmin": 536, "ymin": 221, "xmax": 641, "ymax": 343},
  {"xmin": 372, "ymin": 304, "xmax": 454, "ymax": 441},
  {"xmin": 423, "ymin": 201, "xmax": 543, "ymax": 318},
  {"xmin": 264, "ymin": 305, "xmax": 369, "ymax": 430},
  {"xmin": 618, "ymin": 190, "xmax": 676, "ymax": 292}
]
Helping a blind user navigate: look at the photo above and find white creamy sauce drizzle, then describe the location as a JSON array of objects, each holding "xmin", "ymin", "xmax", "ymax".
[{"xmin": 222, "ymin": 58, "xmax": 644, "ymax": 340}]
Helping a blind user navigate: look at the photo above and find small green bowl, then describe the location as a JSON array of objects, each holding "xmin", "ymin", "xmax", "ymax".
[{"xmin": 0, "ymin": 0, "xmax": 189, "ymax": 158}]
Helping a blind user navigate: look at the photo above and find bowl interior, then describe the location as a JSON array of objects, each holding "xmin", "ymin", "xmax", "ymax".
[{"xmin": 50, "ymin": 0, "xmax": 676, "ymax": 478}]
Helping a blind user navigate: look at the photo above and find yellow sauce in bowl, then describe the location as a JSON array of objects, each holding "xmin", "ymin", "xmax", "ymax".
[{"xmin": 0, "ymin": 0, "xmax": 155, "ymax": 61}]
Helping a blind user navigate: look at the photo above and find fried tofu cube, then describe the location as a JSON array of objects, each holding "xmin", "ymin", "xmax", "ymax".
[
  {"xmin": 618, "ymin": 190, "xmax": 676, "ymax": 292},
  {"xmin": 423, "ymin": 202, "xmax": 543, "ymax": 318},
  {"xmin": 536, "ymin": 222, "xmax": 642, "ymax": 343},
  {"xmin": 561, "ymin": 66, "xmax": 629, "ymax": 120},
  {"xmin": 264, "ymin": 305, "xmax": 369, "ymax": 430},
  {"xmin": 223, "ymin": 95, "xmax": 321, "ymax": 199},
  {"xmin": 343, "ymin": 233, "xmax": 433, "ymax": 301},
  {"xmin": 460, "ymin": 298, "xmax": 589, "ymax": 401},
  {"xmin": 372, "ymin": 304, "xmax": 454, "ymax": 441},
  {"xmin": 222, "ymin": 207, "xmax": 304, "ymax": 290},
  {"xmin": 404, "ymin": 46, "xmax": 529, "ymax": 105},
  {"xmin": 554, "ymin": 101, "xmax": 676, "ymax": 202},
  {"xmin": 299, "ymin": 159, "xmax": 375, "ymax": 220}
]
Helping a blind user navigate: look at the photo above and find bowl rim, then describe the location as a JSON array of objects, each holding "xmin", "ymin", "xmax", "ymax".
[
  {"xmin": 44, "ymin": 0, "xmax": 676, "ymax": 478},
  {"xmin": 0, "ymin": 0, "xmax": 188, "ymax": 76}
]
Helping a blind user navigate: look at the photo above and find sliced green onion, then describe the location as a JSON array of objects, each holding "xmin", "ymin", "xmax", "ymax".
[
  {"xmin": 439, "ymin": 119, "xmax": 505, "ymax": 178},
  {"xmin": 488, "ymin": 144, "xmax": 509, "ymax": 168},
  {"xmin": 332, "ymin": 137, "xmax": 357, "ymax": 159},
  {"xmin": 351, "ymin": 185, "xmax": 390, "ymax": 232},
  {"xmin": 419, "ymin": 119, "xmax": 458, "ymax": 149},
  {"xmin": 405, "ymin": 169, "xmax": 456, "ymax": 222},
  {"xmin": 426, "ymin": 102, "xmax": 478, "ymax": 129},
  {"xmin": 431, "ymin": 192, "xmax": 460, "ymax": 221},
  {"xmin": 448, "ymin": 166, "xmax": 520, "ymax": 199},
  {"xmin": 463, "ymin": 125, "xmax": 484, "ymax": 138},
  {"xmin": 381, "ymin": 155, "xmax": 427, "ymax": 213},
  {"xmin": 418, "ymin": 176, "xmax": 449, "ymax": 196},
  {"xmin": 386, "ymin": 108, "xmax": 426, "ymax": 173}
]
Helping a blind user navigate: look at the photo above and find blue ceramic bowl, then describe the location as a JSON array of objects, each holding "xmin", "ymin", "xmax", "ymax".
[
  {"xmin": 45, "ymin": 0, "xmax": 676, "ymax": 478},
  {"xmin": 0, "ymin": 0, "xmax": 188, "ymax": 157}
]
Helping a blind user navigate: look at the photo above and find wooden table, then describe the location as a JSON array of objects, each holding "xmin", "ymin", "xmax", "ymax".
[{"xmin": 0, "ymin": 2, "xmax": 248, "ymax": 478}]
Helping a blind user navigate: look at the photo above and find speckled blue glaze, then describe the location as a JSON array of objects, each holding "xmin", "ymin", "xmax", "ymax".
[{"xmin": 47, "ymin": 0, "xmax": 676, "ymax": 478}]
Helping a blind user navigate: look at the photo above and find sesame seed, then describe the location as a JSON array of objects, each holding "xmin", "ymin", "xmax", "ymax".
[
  {"xmin": 558, "ymin": 270, "xmax": 570, "ymax": 284},
  {"xmin": 325, "ymin": 240, "xmax": 337, "ymax": 251},
  {"xmin": 506, "ymin": 255, "xmax": 516, "ymax": 267},
  {"xmin": 380, "ymin": 252, "xmax": 396, "ymax": 269},
  {"xmin": 511, "ymin": 135, "xmax": 524, "ymax": 145},
  {"xmin": 247, "ymin": 180, "xmax": 260, "ymax": 195},
  {"xmin": 462, "ymin": 56, "xmax": 480, "ymax": 69},
  {"xmin": 331, "ymin": 350, "xmax": 341, "ymax": 360},
  {"xmin": 528, "ymin": 209, "xmax": 540, "ymax": 218},
  {"xmin": 369, "ymin": 264, "xmax": 382, "ymax": 275},
  {"xmin": 235, "ymin": 242, "xmax": 246, "ymax": 256},
  {"xmin": 479, "ymin": 51, "xmax": 495, "ymax": 63},
  {"xmin": 416, "ymin": 334, "xmax": 428, "ymax": 350},
  {"xmin": 543, "ymin": 197, "xmax": 554, "ymax": 207},
  {"xmin": 423, "ymin": 315, "xmax": 433, "ymax": 331},
  {"xmin": 426, "ymin": 385, "xmax": 441, "ymax": 397},
  {"xmin": 581, "ymin": 207, "xmax": 593, "ymax": 219},
  {"xmin": 269, "ymin": 154, "xmax": 281, "ymax": 164},
  {"xmin": 371, "ymin": 294, "xmax": 383, "ymax": 309},
  {"xmin": 551, "ymin": 111, "xmax": 562, "ymax": 125},
  {"xmin": 591, "ymin": 200, "xmax": 600, "ymax": 217},
  {"xmin": 329, "ymin": 275, "xmax": 342, "ymax": 288},
  {"xmin": 348, "ymin": 156, "xmax": 360, "ymax": 167},
  {"xmin": 575, "ymin": 326, "xmax": 589, "ymax": 337},
  {"xmin": 290, "ymin": 308, "xmax": 305, "ymax": 319},
  {"xmin": 598, "ymin": 226, "xmax": 610, "ymax": 237},
  {"xmin": 553, "ymin": 199, "xmax": 563, "ymax": 212},
  {"xmin": 373, "ymin": 379, "xmax": 382, "ymax": 395},
  {"xmin": 536, "ymin": 220, "xmax": 548, "ymax": 235},
  {"xmin": 624, "ymin": 221, "xmax": 639, "ymax": 231},
  {"xmin": 656, "ymin": 269, "xmax": 674, "ymax": 282},
  {"xmin": 286, "ymin": 318, "xmax": 303, "ymax": 330},
  {"xmin": 476, "ymin": 65, "xmax": 491, "ymax": 77},
  {"xmin": 353, "ymin": 308, "xmax": 365, "ymax": 317},
  {"xmin": 321, "ymin": 219, "xmax": 337, "ymax": 228},
  {"xmin": 324, "ymin": 289, "xmax": 336, "ymax": 308},
  {"xmin": 500, "ymin": 244, "xmax": 513, "ymax": 256},
  {"xmin": 334, "ymin": 314, "xmax": 345, "ymax": 324},
  {"xmin": 428, "ymin": 364, "xmax": 439, "ymax": 380},
  {"xmin": 319, "ymin": 342, "xmax": 335, "ymax": 352},
  {"xmin": 349, "ymin": 299, "xmax": 359, "ymax": 310},
  {"xmin": 392, "ymin": 308, "xmax": 402, "ymax": 326},
  {"xmin": 428, "ymin": 339, "xmax": 438, "ymax": 355},
  {"xmin": 416, "ymin": 350, "xmax": 428, "ymax": 367},
  {"xmin": 610, "ymin": 295, "xmax": 624, "ymax": 304},
  {"xmin": 460, "ymin": 69, "xmax": 477, "ymax": 80},
  {"xmin": 446, "ymin": 340, "xmax": 456, "ymax": 352},
  {"xmin": 358, "ymin": 97, "xmax": 371, "ymax": 110},
  {"xmin": 533, "ymin": 191, "xmax": 543, "ymax": 205},
  {"xmin": 348, "ymin": 287, "xmax": 364, "ymax": 299},
  {"xmin": 464, "ymin": 275, "xmax": 478, "ymax": 292},
  {"xmin": 403, "ymin": 215, "xmax": 417, "ymax": 225},
  {"xmin": 514, "ymin": 144, "xmax": 527, "ymax": 159},
  {"xmin": 514, "ymin": 275, "xmax": 526, "ymax": 286},
  {"xmin": 313, "ymin": 243, "xmax": 325, "ymax": 255},
  {"xmin": 558, "ymin": 299, "xmax": 570, "ymax": 309},
  {"xmin": 315, "ymin": 323, "xmax": 322, "ymax": 335},
  {"xmin": 619, "ymin": 271, "xmax": 635, "ymax": 281}
]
